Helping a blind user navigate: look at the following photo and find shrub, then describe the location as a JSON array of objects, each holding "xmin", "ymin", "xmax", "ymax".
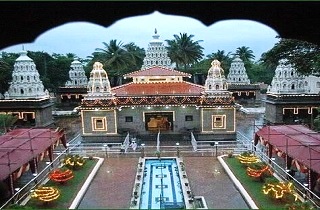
[
  {"xmin": 246, "ymin": 162, "xmax": 273, "ymax": 182},
  {"xmin": 262, "ymin": 181, "xmax": 298, "ymax": 203},
  {"xmin": 63, "ymin": 154, "xmax": 85, "ymax": 170}
]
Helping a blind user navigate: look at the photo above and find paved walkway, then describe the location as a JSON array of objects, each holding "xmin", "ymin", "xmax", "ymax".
[{"xmin": 78, "ymin": 156, "xmax": 248, "ymax": 209}]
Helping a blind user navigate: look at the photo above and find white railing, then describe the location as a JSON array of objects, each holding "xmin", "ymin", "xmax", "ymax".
[
  {"xmin": 156, "ymin": 130, "xmax": 160, "ymax": 152},
  {"xmin": 190, "ymin": 132, "xmax": 197, "ymax": 152}
]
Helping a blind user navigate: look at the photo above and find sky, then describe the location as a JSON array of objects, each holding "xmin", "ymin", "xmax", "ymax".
[{"xmin": 0, "ymin": 11, "xmax": 279, "ymax": 61}]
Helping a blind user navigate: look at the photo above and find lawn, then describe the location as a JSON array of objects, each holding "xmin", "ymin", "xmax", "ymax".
[
  {"xmin": 24, "ymin": 158, "xmax": 97, "ymax": 209},
  {"xmin": 224, "ymin": 156, "xmax": 289, "ymax": 209}
]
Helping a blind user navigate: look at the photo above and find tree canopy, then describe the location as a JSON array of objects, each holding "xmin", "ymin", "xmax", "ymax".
[
  {"xmin": 166, "ymin": 33, "xmax": 204, "ymax": 71},
  {"xmin": 260, "ymin": 38, "xmax": 320, "ymax": 76}
]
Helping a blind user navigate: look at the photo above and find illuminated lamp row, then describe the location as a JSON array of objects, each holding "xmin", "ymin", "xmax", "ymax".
[{"xmin": 81, "ymin": 105, "xmax": 235, "ymax": 111}]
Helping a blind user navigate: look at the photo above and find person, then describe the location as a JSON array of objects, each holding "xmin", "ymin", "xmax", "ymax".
[
  {"xmin": 120, "ymin": 144, "xmax": 125, "ymax": 154},
  {"xmin": 132, "ymin": 141, "xmax": 137, "ymax": 152}
]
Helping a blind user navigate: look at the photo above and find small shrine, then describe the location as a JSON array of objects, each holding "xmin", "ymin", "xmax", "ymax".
[
  {"xmin": 0, "ymin": 50, "xmax": 53, "ymax": 127},
  {"xmin": 227, "ymin": 55, "xmax": 260, "ymax": 101},
  {"xmin": 56, "ymin": 58, "xmax": 88, "ymax": 107},
  {"xmin": 79, "ymin": 30, "xmax": 236, "ymax": 143},
  {"xmin": 265, "ymin": 59, "xmax": 320, "ymax": 126}
]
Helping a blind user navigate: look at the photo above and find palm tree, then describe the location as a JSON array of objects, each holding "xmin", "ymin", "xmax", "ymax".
[
  {"xmin": 166, "ymin": 33, "xmax": 204, "ymax": 71},
  {"xmin": 94, "ymin": 40, "xmax": 133, "ymax": 86},
  {"xmin": 235, "ymin": 46, "xmax": 255, "ymax": 63},
  {"xmin": 123, "ymin": 42, "xmax": 145, "ymax": 71},
  {"xmin": 95, "ymin": 39, "xmax": 132, "ymax": 72},
  {"xmin": 207, "ymin": 50, "xmax": 232, "ymax": 72}
]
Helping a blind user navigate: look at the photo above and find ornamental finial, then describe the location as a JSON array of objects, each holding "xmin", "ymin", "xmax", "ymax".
[{"xmin": 155, "ymin": 28, "xmax": 157, "ymax": 34}]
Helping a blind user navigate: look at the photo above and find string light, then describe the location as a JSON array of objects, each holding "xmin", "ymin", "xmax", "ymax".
[
  {"xmin": 247, "ymin": 165, "xmax": 273, "ymax": 178},
  {"xmin": 49, "ymin": 169, "xmax": 74, "ymax": 183},
  {"xmin": 263, "ymin": 182, "xmax": 298, "ymax": 201},
  {"xmin": 31, "ymin": 186, "xmax": 60, "ymax": 202},
  {"xmin": 237, "ymin": 153, "xmax": 260, "ymax": 164}
]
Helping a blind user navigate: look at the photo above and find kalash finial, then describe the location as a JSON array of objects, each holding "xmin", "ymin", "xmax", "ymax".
[{"xmin": 155, "ymin": 28, "xmax": 157, "ymax": 34}]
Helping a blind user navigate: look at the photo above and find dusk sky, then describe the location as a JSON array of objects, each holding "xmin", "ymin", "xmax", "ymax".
[{"xmin": 1, "ymin": 11, "xmax": 279, "ymax": 61}]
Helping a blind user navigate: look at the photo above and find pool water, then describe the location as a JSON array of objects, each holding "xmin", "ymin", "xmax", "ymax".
[{"xmin": 139, "ymin": 158, "xmax": 185, "ymax": 209}]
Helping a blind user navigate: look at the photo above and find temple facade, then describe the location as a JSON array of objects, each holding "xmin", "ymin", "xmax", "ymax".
[
  {"xmin": 0, "ymin": 50, "xmax": 53, "ymax": 127},
  {"xmin": 265, "ymin": 59, "xmax": 320, "ymax": 126},
  {"xmin": 79, "ymin": 30, "xmax": 236, "ymax": 143},
  {"xmin": 227, "ymin": 55, "xmax": 260, "ymax": 101},
  {"xmin": 56, "ymin": 58, "xmax": 88, "ymax": 107}
]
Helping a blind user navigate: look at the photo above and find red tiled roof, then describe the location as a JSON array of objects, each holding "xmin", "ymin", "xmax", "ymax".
[
  {"xmin": 112, "ymin": 81, "xmax": 204, "ymax": 96},
  {"xmin": 123, "ymin": 66, "xmax": 191, "ymax": 77}
]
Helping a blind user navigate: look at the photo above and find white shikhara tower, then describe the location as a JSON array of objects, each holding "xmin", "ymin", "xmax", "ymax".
[
  {"xmin": 65, "ymin": 58, "xmax": 88, "ymax": 87},
  {"xmin": 267, "ymin": 59, "xmax": 306, "ymax": 94},
  {"xmin": 5, "ymin": 50, "xmax": 49, "ymax": 99},
  {"xmin": 141, "ymin": 29, "xmax": 172, "ymax": 69},
  {"xmin": 204, "ymin": 60, "xmax": 230, "ymax": 96},
  {"xmin": 86, "ymin": 62, "xmax": 113, "ymax": 99},
  {"xmin": 227, "ymin": 55, "xmax": 250, "ymax": 84}
]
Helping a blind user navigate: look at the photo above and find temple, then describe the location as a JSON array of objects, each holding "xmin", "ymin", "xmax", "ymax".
[
  {"xmin": 265, "ymin": 59, "xmax": 320, "ymax": 126},
  {"xmin": 56, "ymin": 58, "xmax": 88, "ymax": 107},
  {"xmin": 0, "ymin": 50, "xmax": 53, "ymax": 127},
  {"xmin": 80, "ymin": 31, "xmax": 236, "ymax": 142},
  {"xmin": 227, "ymin": 55, "xmax": 260, "ymax": 102}
]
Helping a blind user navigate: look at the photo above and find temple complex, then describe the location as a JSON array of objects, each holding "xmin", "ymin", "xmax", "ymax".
[
  {"xmin": 227, "ymin": 55, "xmax": 260, "ymax": 101},
  {"xmin": 265, "ymin": 59, "xmax": 320, "ymax": 126},
  {"xmin": 79, "ymin": 31, "xmax": 236, "ymax": 142},
  {"xmin": 0, "ymin": 50, "xmax": 53, "ymax": 127},
  {"xmin": 56, "ymin": 58, "xmax": 88, "ymax": 107}
]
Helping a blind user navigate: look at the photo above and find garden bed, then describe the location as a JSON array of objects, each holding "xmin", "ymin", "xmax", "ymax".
[{"xmin": 21, "ymin": 157, "xmax": 98, "ymax": 209}]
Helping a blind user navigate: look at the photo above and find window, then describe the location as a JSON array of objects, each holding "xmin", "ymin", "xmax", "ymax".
[
  {"xmin": 185, "ymin": 115, "xmax": 193, "ymax": 121},
  {"xmin": 92, "ymin": 117, "xmax": 107, "ymax": 131},
  {"xmin": 212, "ymin": 115, "xmax": 226, "ymax": 129},
  {"xmin": 125, "ymin": 116, "xmax": 133, "ymax": 122}
]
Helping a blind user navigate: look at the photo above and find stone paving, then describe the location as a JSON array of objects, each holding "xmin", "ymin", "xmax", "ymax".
[{"xmin": 78, "ymin": 156, "xmax": 249, "ymax": 209}]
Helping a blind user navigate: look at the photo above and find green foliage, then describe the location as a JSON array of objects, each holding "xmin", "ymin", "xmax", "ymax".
[
  {"xmin": 285, "ymin": 200, "xmax": 315, "ymax": 210},
  {"xmin": 166, "ymin": 33, "xmax": 204, "ymax": 71},
  {"xmin": 247, "ymin": 61, "xmax": 274, "ymax": 84},
  {"xmin": 0, "ymin": 114, "xmax": 18, "ymax": 134},
  {"xmin": 88, "ymin": 40, "xmax": 145, "ymax": 86},
  {"xmin": 0, "ymin": 52, "xmax": 17, "ymax": 94},
  {"xmin": 27, "ymin": 158, "xmax": 96, "ymax": 209},
  {"xmin": 313, "ymin": 107, "xmax": 320, "ymax": 132},
  {"xmin": 0, "ymin": 51, "xmax": 77, "ymax": 94},
  {"xmin": 260, "ymin": 37, "xmax": 320, "ymax": 76},
  {"xmin": 264, "ymin": 176, "xmax": 279, "ymax": 185},
  {"xmin": 63, "ymin": 154, "xmax": 85, "ymax": 170},
  {"xmin": 225, "ymin": 157, "xmax": 284, "ymax": 209}
]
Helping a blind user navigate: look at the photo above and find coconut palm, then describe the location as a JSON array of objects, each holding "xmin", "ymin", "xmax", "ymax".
[
  {"xmin": 95, "ymin": 39, "xmax": 132, "ymax": 73},
  {"xmin": 235, "ymin": 46, "xmax": 255, "ymax": 62},
  {"xmin": 123, "ymin": 42, "xmax": 145, "ymax": 71},
  {"xmin": 166, "ymin": 33, "xmax": 204, "ymax": 71}
]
